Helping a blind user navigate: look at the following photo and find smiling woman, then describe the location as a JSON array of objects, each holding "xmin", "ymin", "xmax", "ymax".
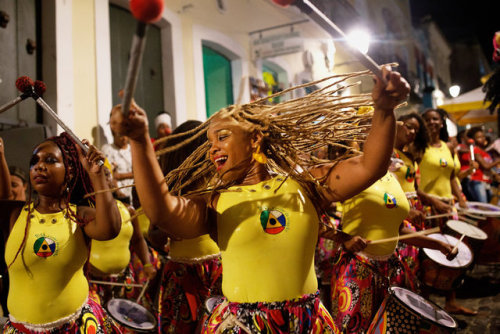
[
  {"xmin": 0, "ymin": 133, "xmax": 122, "ymax": 334},
  {"xmin": 119, "ymin": 65, "xmax": 410, "ymax": 333}
]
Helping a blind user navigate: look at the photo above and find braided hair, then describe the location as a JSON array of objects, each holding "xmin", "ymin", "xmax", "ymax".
[
  {"xmin": 398, "ymin": 112, "xmax": 429, "ymax": 157},
  {"xmin": 8, "ymin": 132, "xmax": 95, "ymax": 270}
]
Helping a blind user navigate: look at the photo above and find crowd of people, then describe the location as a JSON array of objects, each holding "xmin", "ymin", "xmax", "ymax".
[{"xmin": 0, "ymin": 64, "xmax": 499, "ymax": 334}]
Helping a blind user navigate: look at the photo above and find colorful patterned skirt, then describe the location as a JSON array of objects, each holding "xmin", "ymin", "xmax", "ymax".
[
  {"xmin": 3, "ymin": 297, "xmax": 121, "ymax": 334},
  {"xmin": 330, "ymin": 251, "xmax": 403, "ymax": 334},
  {"xmin": 201, "ymin": 292, "xmax": 339, "ymax": 334},
  {"xmin": 158, "ymin": 256, "xmax": 223, "ymax": 334},
  {"xmin": 315, "ymin": 237, "xmax": 341, "ymax": 285}
]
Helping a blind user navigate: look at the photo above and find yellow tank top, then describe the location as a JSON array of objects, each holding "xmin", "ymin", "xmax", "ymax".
[
  {"xmin": 341, "ymin": 172, "xmax": 410, "ymax": 257},
  {"xmin": 393, "ymin": 149, "xmax": 417, "ymax": 194},
  {"xmin": 5, "ymin": 204, "xmax": 89, "ymax": 324},
  {"xmin": 136, "ymin": 207, "xmax": 150, "ymax": 238},
  {"xmin": 89, "ymin": 200, "xmax": 133, "ymax": 274},
  {"xmin": 419, "ymin": 141, "xmax": 454, "ymax": 199},
  {"xmin": 217, "ymin": 176, "xmax": 318, "ymax": 303},
  {"xmin": 169, "ymin": 235, "xmax": 220, "ymax": 262}
]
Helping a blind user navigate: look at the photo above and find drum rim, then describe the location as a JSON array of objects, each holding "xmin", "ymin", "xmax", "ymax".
[
  {"xmin": 423, "ymin": 233, "xmax": 473, "ymax": 268},
  {"xmin": 106, "ymin": 298, "xmax": 157, "ymax": 332},
  {"xmin": 389, "ymin": 286, "xmax": 458, "ymax": 329},
  {"xmin": 458, "ymin": 201, "xmax": 500, "ymax": 217},
  {"xmin": 446, "ymin": 219, "xmax": 488, "ymax": 240}
]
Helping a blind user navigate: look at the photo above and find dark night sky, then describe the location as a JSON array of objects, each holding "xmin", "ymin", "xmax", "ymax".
[{"xmin": 410, "ymin": 0, "xmax": 498, "ymax": 66}]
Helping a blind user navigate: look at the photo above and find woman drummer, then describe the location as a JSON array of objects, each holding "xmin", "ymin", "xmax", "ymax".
[
  {"xmin": 151, "ymin": 120, "xmax": 222, "ymax": 333},
  {"xmin": 420, "ymin": 108, "xmax": 477, "ymax": 315},
  {"xmin": 88, "ymin": 156, "xmax": 157, "ymax": 311},
  {"xmin": 118, "ymin": 66, "xmax": 409, "ymax": 333},
  {"xmin": 330, "ymin": 117, "xmax": 454, "ymax": 333},
  {"xmin": 0, "ymin": 133, "xmax": 122, "ymax": 333}
]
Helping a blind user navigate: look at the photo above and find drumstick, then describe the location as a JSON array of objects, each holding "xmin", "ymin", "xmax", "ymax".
[
  {"xmin": 291, "ymin": 0, "xmax": 386, "ymax": 83},
  {"xmin": 457, "ymin": 215, "xmax": 479, "ymax": 225},
  {"xmin": 425, "ymin": 213, "xmax": 455, "ymax": 220},
  {"xmin": 121, "ymin": 0, "xmax": 164, "ymax": 116},
  {"xmin": 136, "ymin": 280, "xmax": 149, "ymax": 304},
  {"xmin": 459, "ymin": 212, "xmax": 487, "ymax": 220},
  {"xmin": 89, "ymin": 280, "xmax": 143, "ymax": 288},
  {"xmin": 370, "ymin": 227, "xmax": 440, "ymax": 245},
  {"xmin": 449, "ymin": 233, "xmax": 465, "ymax": 258}
]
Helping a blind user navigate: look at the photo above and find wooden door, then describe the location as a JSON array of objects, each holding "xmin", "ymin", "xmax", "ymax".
[{"xmin": 0, "ymin": 0, "xmax": 38, "ymax": 127}]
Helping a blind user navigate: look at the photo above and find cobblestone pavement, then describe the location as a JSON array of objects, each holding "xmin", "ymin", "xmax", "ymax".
[{"xmin": 428, "ymin": 264, "xmax": 500, "ymax": 333}]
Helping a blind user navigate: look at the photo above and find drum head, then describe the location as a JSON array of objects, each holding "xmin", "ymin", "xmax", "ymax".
[
  {"xmin": 106, "ymin": 298, "xmax": 156, "ymax": 332},
  {"xmin": 458, "ymin": 201, "xmax": 500, "ymax": 217},
  {"xmin": 446, "ymin": 220, "xmax": 488, "ymax": 240},
  {"xmin": 391, "ymin": 287, "xmax": 457, "ymax": 328},
  {"xmin": 423, "ymin": 234, "xmax": 473, "ymax": 268}
]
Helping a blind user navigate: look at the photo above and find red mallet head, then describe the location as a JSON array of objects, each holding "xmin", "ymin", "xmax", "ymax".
[
  {"xmin": 15, "ymin": 76, "xmax": 34, "ymax": 93},
  {"xmin": 130, "ymin": 0, "xmax": 164, "ymax": 23},
  {"xmin": 34, "ymin": 80, "xmax": 46, "ymax": 96},
  {"xmin": 272, "ymin": 0, "xmax": 296, "ymax": 7}
]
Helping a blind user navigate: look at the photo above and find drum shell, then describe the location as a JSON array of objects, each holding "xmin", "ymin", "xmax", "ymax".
[
  {"xmin": 476, "ymin": 216, "xmax": 500, "ymax": 264},
  {"xmin": 419, "ymin": 234, "xmax": 472, "ymax": 291},
  {"xmin": 419, "ymin": 257, "xmax": 465, "ymax": 291},
  {"xmin": 367, "ymin": 288, "xmax": 456, "ymax": 333}
]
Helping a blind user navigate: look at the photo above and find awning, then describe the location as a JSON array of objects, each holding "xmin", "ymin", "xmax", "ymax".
[{"xmin": 438, "ymin": 87, "xmax": 495, "ymax": 126}]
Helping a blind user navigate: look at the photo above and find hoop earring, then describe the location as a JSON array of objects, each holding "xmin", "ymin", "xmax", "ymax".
[{"xmin": 252, "ymin": 145, "xmax": 268, "ymax": 164}]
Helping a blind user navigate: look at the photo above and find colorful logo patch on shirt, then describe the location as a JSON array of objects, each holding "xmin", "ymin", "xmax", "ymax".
[
  {"xmin": 439, "ymin": 158, "xmax": 448, "ymax": 167},
  {"xmin": 33, "ymin": 237, "xmax": 56, "ymax": 257},
  {"xmin": 405, "ymin": 167, "xmax": 415, "ymax": 183},
  {"xmin": 260, "ymin": 209, "xmax": 287, "ymax": 234},
  {"xmin": 384, "ymin": 193, "xmax": 397, "ymax": 208}
]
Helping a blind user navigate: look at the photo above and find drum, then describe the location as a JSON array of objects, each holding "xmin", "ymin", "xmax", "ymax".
[
  {"xmin": 420, "ymin": 234, "xmax": 473, "ymax": 291},
  {"xmin": 197, "ymin": 296, "xmax": 225, "ymax": 332},
  {"xmin": 367, "ymin": 286, "xmax": 457, "ymax": 333},
  {"xmin": 445, "ymin": 219, "xmax": 487, "ymax": 257},
  {"xmin": 476, "ymin": 216, "xmax": 500, "ymax": 264},
  {"xmin": 456, "ymin": 201, "xmax": 500, "ymax": 218},
  {"xmin": 106, "ymin": 298, "xmax": 156, "ymax": 333}
]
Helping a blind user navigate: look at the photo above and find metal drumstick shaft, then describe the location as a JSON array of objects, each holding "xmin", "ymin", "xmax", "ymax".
[
  {"xmin": 295, "ymin": 0, "xmax": 386, "ymax": 83},
  {"xmin": 121, "ymin": 22, "xmax": 148, "ymax": 116},
  {"xmin": 34, "ymin": 96, "xmax": 104, "ymax": 166}
]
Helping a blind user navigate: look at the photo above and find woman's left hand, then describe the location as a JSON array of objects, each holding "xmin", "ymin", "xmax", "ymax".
[{"xmin": 79, "ymin": 139, "xmax": 105, "ymax": 175}]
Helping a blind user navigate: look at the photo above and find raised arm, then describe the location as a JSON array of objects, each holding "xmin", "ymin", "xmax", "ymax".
[
  {"xmin": 118, "ymin": 104, "xmax": 210, "ymax": 239},
  {"xmin": 0, "ymin": 137, "xmax": 12, "ymax": 199},
  {"xmin": 78, "ymin": 141, "xmax": 121, "ymax": 240},
  {"xmin": 311, "ymin": 66, "xmax": 410, "ymax": 202}
]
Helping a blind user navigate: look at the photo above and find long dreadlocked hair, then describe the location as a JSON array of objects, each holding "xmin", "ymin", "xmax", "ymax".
[
  {"xmin": 154, "ymin": 69, "xmax": 379, "ymax": 208},
  {"xmin": 9, "ymin": 132, "xmax": 95, "ymax": 270}
]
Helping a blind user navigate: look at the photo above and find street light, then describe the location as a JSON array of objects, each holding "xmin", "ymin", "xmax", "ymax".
[
  {"xmin": 449, "ymin": 85, "xmax": 460, "ymax": 98},
  {"xmin": 346, "ymin": 29, "xmax": 371, "ymax": 54}
]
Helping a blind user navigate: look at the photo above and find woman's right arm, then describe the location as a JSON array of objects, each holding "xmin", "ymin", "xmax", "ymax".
[
  {"xmin": 119, "ymin": 105, "xmax": 210, "ymax": 239},
  {"xmin": 0, "ymin": 137, "xmax": 12, "ymax": 200}
]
